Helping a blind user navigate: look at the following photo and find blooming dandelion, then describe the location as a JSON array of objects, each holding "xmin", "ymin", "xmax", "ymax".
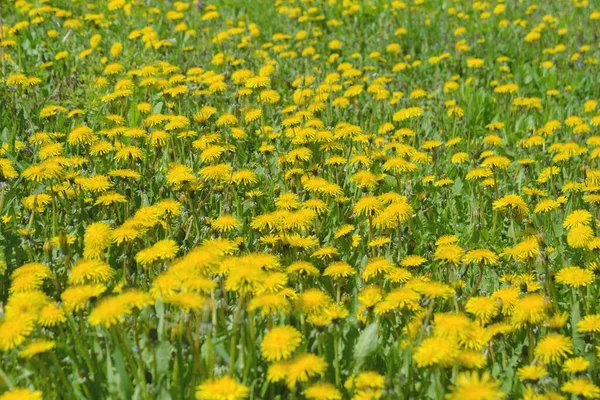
[
  {"xmin": 260, "ymin": 325, "xmax": 302, "ymax": 362},
  {"xmin": 0, "ymin": 0, "xmax": 599, "ymax": 397},
  {"xmin": 555, "ymin": 266, "xmax": 594, "ymax": 287},
  {"xmin": 195, "ymin": 376, "xmax": 249, "ymax": 400},
  {"xmin": 561, "ymin": 379, "xmax": 600, "ymax": 399},
  {"xmin": 135, "ymin": 240, "xmax": 179, "ymax": 266},
  {"xmin": 535, "ymin": 334, "xmax": 573, "ymax": 363},
  {"xmin": 446, "ymin": 372, "xmax": 504, "ymax": 400}
]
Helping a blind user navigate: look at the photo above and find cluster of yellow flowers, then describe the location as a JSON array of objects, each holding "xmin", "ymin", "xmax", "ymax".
[{"xmin": 2, "ymin": 0, "xmax": 600, "ymax": 398}]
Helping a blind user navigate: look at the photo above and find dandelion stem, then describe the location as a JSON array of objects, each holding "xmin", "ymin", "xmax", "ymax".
[
  {"xmin": 528, "ymin": 326, "xmax": 534, "ymax": 363},
  {"xmin": 469, "ymin": 265, "xmax": 484, "ymax": 297},
  {"xmin": 229, "ymin": 294, "xmax": 245, "ymax": 375},
  {"xmin": 333, "ymin": 325, "xmax": 341, "ymax": 387}
]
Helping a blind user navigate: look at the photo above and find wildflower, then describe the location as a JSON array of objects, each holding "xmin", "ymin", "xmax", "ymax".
[
  {"xmin": 354, "ymin": 371, "xmax": 386, "ymax": 391},
  {"xmin": 163, "ymin": 292, "xmax": 205, "ymax": 311},
  {"xmin": 0, "ymin": 389, "xmax": 43, "ymax": 400},
  {"xmin": 400, "ymin": 255, "xmax": 427, "ymax": 268},
  {"xmin": 83, "ymin": 222, "xmax": 113, "ymax": 260},
  {"xmin": 61, "ymin": 284, "xmax": 107, "ymax": 312},
  {"xmin": 493, "ymin": 194, "xmax": 529, "ymax": 217},
  {"xmin": 362, "ymin": 258, "xmax": 394, "ymax": 281},
  {"xmin": 18, "ymin": 339, "xmax": 56, "ymax": 359},
  {"xmin": 38, "ymin": 303, "xmax": 66, "ymax": 327},
  {"xmin": 67, "ymin": 125, "xmax": 96, "ymax": 145},
  {"xmin": 68, "ymin": 259, "xmax": 114, "ymax": 285},
  {"xmin": 355, "ymin": 286, "xmax": 382, "ymax": 311},
  {"xmin": 463, "ymin": 249, "xmax": 499, "ymax": 266},
  {"xmin": 561, "ymin": 378, "xmax": 600, "ymax": 399},
  {"xmin": 511, "ymin": 294, "xmax": 548, "ymax": 327},
  {"xmin": 466, "ymin": 168, "xmax": 493, "ymax": 180},
  {"xmin": 88, "ymin": 295, "xmax": 130, "ymax": 327},
  {"xmin": 415, "ymin": 281, "xmax": 455, "ymax": 299},
  {"xmin": 382, "ymin": 157, "xmax": 418, "ymax": 174},
  {"xmin": 0, "ymin": 316, "xmax": 35, "ymax": 351},
  {"xmin": 578, "ymin": 315, "xmax": 600, "ymax": 333},
  {"xmin": 555, "ymin": 266, "xmax": 594, "ymax": 287},
  {"xmin": 286, "ymin": 261, "xmax": 320, "ymax": 277},
  {"xmin": 195, "ymin": 376, "xmax": 249, "ymax": 400},
  {"xmin": 373, "ymin": 201, "xmax": 413, "ymax": 228},
  {"xmin": 534, "ymin": 199, "xmax": 560, "ymax": 214},
  {"xmin": 10, "ymin": 262, "xmax": 52, "ymax": 293},
  {"xmin": 298, "ymin": 289, "xmax": 331, "ymax": 314},
  {"xmin": 502, "ymin": 236, "xmax": 540, "ymax": 262},
  {"xmin": 413, "ymin": 336, "xmax": 460, "ymax": 367},
  {"xmin": 434, "ymin": 244, "xmax": 464, "ymax": 265},
  {"xmin": 95, "ymin": 192, "xmax": 127, "ymax": 206},
  {"xmin": 135, "ymin": 240, "xmax": 179, "ymax": 265},
  {"xmin": 304, "ymin": 383, "xmax": 342, "ymax": 400},
  {"xmin": 567, "ymin": 225, "xmax": 594, "ymax": 248},
  {"xmin": 323, "ymin": 262, "xmax": 356, "ymax": 279},
  {"xmin": 284, "ymin": 353, "xmax": 327, "ymax": 388},
  {"xmin": 393, "ymin": 107, "xmax": 422, "ymax": 122},
  {"xmin": 517, "ymin": 364, "xmax": 547, "ymax": 381},
  {"xmin": 248, "ymin": 293, "xmax": 291, "ymax": 317},
  {"xmin": 534, "ymin": 334, "xmax": 573, "ymax": 363},
  {"xmin": 231, "ymin": 170, "xmax": 258, "ymax": 185},
  {"xmin": 210, "ymin": 215, "xmax": 241, "ymax": 233},
  {"xmin": 563, "ymin": 209, "xmax": 592, "ymax": 229},
  {"xmin": 466, "ymin": 297, "xmax": 499, "ymax": 323},
  {"xmin": 22, "ymin": 160, "xmax": 64, "ymax": 182},
  {"xmin": 225, "ymin": 264, "xmax": 265, "ymax": 293},
  {"xmin": 563, "ymin": 357, "xmax": 590, "ymax": 373},
  {"xmin": 354, "ymin": 196, "xmax": 383, "ymax": 217},
  {"xmin": 446, "ymin": 371, "xmax": 504, "ymax": 400},
  {"xmin": 434, "ymin": 313, "xmax": 471, "ymax": 337},
  {"xmin": 546, "ymin": 311, "xmax": 569, "ymax": 330},
  {"xmin": 311, "ymin": 246, "xmax": 339, "ymax": 260},
  {"xmin": 376, "ymin": 287, "xmax": 420, "ymax": 313},
  {"xmin": 491, "ymin": 287, "xmax": 519, "ymax": 315},
  {"xmin": 457, "ymin": 351, "xmax": 487, "ymax": 369},
  {"xmin": 482, "ymin": 155, "xmax": 511, "ymax": 169},
  {"xmin": 385, "ymin": 268, "xmax": 412, "ymax": 283},
  {"xmin": 260, "ymin": 326, "xmax": 302, "ymax": 361}
]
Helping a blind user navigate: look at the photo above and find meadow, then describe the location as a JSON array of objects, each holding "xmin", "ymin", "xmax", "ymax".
[{"xmin": 1, "ymin": 0, "xmax": 600, "ymax": 398}]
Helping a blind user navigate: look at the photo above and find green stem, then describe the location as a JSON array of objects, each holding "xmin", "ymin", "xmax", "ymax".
[
  {"xmin": 333, "ymin": 325, "xmax": 341, "ymax": 387},
  {"xmin": 594, "ymin": 335, "xmax": 598, "ymax": 384},
  {"xmin": 229, "ymin": 294, "xmax": 245, "ymax": 375},
  {"xmin": 528, "ymin": 326, "xmax": 534, "ymax": 363}
]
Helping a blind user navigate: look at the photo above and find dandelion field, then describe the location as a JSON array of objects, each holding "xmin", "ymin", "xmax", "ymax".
[{"xmin": 2, "ymin": 0, "xmax": 600, "ymax": 399}]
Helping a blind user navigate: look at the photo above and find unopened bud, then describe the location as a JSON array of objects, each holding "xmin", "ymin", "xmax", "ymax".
[
  {"xmin": 58, "ymin": 230, "xmax": 69, "ymax": 254},
  {"xmin": 43, "ymin": 240, "xmax": 53, "ymax": 255}
]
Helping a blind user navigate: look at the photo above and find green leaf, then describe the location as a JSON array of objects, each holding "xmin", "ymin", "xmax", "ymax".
[
  {"xmin": 452, "ymin": 177, "xmax": 464, "ymax": 197},
  {"xmin": 572, "ymin": 296, "xmax": 585, "ymax": 352},
  {"xmin": 156, "ymin": 341, "xmax": 171, "ymax": 378},
  {"xmin": 153, "ymin": 102, "xmax": 163, "ymax": 114},
  {"xmin": 111, "ymin": 345, "xmax": 133, "ymax": 398},
  {"xmin": 354, "ymin": 322, "xmax": 378, "ymax": 371}
]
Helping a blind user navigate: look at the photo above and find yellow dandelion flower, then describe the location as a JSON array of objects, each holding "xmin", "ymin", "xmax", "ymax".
[
  {"xmin": 195, "ymin": 376, "xmax": 249, "ymax": 400},
  {"xmin": 534, "ymin": 334, "xmax": 573, "ymax": 363},
  {"xmin": 135, "ymin": 240, "xmax": 179, "ymax": 265},
  {"xmin": 260, "ymin": 325, "xmax": 302, "ymax": 362}
]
